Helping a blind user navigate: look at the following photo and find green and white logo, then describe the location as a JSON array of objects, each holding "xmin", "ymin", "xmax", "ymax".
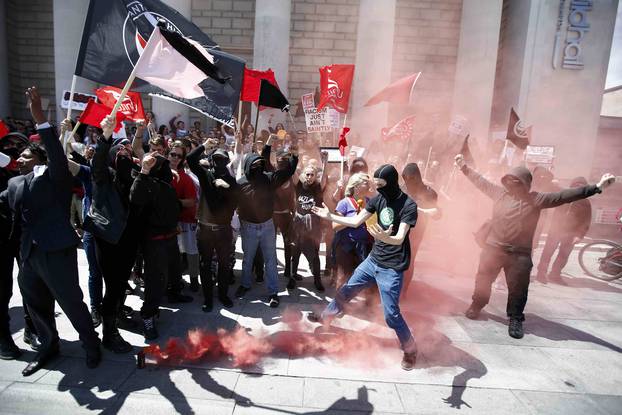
[{"xmin": 379, "ymin": 207, "xmax": 394, "ymax": 227}]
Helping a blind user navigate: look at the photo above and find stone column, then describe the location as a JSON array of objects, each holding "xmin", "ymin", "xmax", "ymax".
[
  {"xmin": 351, "ymin": 0, "xmax": 397, "ymax": 144},
  {"xmin": 53, "ymin": 0, "xmax": 97, "ymax": 123},
  {"xmin": 153, "ymin": 0, "xmax": 192, "ymax": 132},
  {"xmin": 451, "ymin": 0, "xmax": 503, "ymax": 146},
  {"xmin": 252, "ymin": 0, "xmax": 291, "ymax": 130},
  {"xmin": 0, "ymin": 0, "xmax": 9, "ymax": 117}
]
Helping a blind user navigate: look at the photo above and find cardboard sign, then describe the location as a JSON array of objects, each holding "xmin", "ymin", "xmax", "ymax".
[
  {"xmin": 60, "ymin": 90, "xmax": 97, "ymax": 111},
  {"xmin": 524, "ymin": 145, "xmax": 555, "ymax": 164},
  {"xmin": 301, "ymin": 93, "xmax": 315, "ymax": 111},
  {"xmin": 329, "ymin": 108, "xmax": 340, "ymax": 128},
  {"xmin": 304, "ymin": 107, "xmax": 333, "ymax": 133}
]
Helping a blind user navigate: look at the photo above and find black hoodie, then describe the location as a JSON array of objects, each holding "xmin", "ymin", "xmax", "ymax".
[
  {"xmin": 462, "ymin": 165, "xmax": 601, "ymax": 252},
  {"xmin": 237, "ymin": 152, "xmax": 298, "ymax": 223},
  {"xmin": 187, "ymin": 145, "xmax": 239, "ymax": 225}
]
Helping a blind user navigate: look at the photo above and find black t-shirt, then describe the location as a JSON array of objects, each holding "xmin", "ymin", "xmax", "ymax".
[
  {"xmin": 365, "ymin": 192, "xmax": 418, "ymax": 271},
  {"xmin": 295, "ymin": 181, "xmax": 323, "ymax": 215}
]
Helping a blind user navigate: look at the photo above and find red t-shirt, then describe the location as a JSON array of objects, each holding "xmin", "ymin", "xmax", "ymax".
[{"xmin": 171, "ymin": 169, "xmax": 197, "ymax": 223}]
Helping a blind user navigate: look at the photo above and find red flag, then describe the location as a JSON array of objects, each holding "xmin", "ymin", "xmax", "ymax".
[
  {"xmin": 381, "ymin": 115, "xmax": 416, "ymax": 141},
  {"xmin": 338, "ymin": 127, "xmax": 350, "ymax": 156},
  {"xmin": 241, "ymin": 68, "xmax": 279, "ymax": 102},
  {"xmin": 317, "ymin": 64, "xmax": 355, "ymax": 114},
  {"xmin": 79, "ymin": 100, "xmax": 126, "ymax": 132},
  {"xmin": 364, "ymin": 72, "xmax": 420, "ymax": 107},
  {"xmin": 0, "ymin": 120, "xmax": 9, "ymax": 138},
  {"xmin": 95, "ymin": 86, "xmax": 146, "ymax": 121}
]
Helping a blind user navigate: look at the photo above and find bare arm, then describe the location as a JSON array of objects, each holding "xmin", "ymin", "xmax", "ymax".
[
  {"xmin": 312, "ymin": 203, "xmax": 372, "ymax": 228},
  {"xmin": 132, "ymin": 122, "xmax": 146, "ymax": 160},
  {"xmin": 368, "ymin": 222, "xmax": 411, "ymax": 246}
]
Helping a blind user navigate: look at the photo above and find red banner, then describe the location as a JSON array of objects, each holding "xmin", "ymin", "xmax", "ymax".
[
  {"xmin": 241, "ymin": 68, "xmax": 279, "ymax": 102},
  {"xmin": 80, "ymin": 100, "xmax": 126, "ymax": 132},
  {"xmin": 95, "ymin": 86, "xmax": 146, "ymax": 122},
  {"xmin": 316, "ymin": 64, "xmax": 355, "ymax": 114},
  {"xmin": 381, "ymin": 115, "xmax": 416, "ymax": 141},
  {"xmin": 0, "ymin": 120, "xmax": 9, "ymax": 138}
]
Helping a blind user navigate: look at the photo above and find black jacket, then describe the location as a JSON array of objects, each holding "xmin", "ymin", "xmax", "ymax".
[
  {"xmin": 462, "ymin": 165, "xmax": 600, "ymax": 252},
  {"xmin": 187, "ymin": 145, "xmax": 238, "ymax": 225},
  {"xmin": 237, "ymin": 152, "xmax": 297, "ymax": 223},
  {"xmin": 0, "ymin": 126, "xmax": 79, "ymax": 258},
  {"xmin": 83, "ymin": 138, "xmax": 137, "ymax": 244},
  {"xmin": 130, "ymin": 172, "xmax": 180, "ymax": 238}
]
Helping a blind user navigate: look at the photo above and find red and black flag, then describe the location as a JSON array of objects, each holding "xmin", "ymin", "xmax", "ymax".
[
  {"xmin": 506, "ymin": 107, "xmax": 531, "ymax": 150},
  {"xmin": 75, "ymin": 0, "xmax": 245, "ymax": 126},
  {"xmin": 258, "ymin": 80, "xmax": 289, "ymax": 112}
]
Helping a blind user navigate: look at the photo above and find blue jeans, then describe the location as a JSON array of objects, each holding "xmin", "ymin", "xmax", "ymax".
[
  {"xmin": 322, "ymin": 256, "xmax": 415, "ymax": 349},
  {"xmin": 83, "ymin": 231, "xmax": 102, "ymax": 309},
  {"xmin": 240, "ymin": 219, "xmax": 279, "ymax": 295}
]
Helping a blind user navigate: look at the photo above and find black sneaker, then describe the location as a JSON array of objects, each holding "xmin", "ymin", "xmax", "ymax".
[
  {"xmin": 307, "ymin": 312, "xmax": 323, "ymax": 323},
  {"xmin": 268, "ymin": 294, "xmax": 280, "ymax": 308},
  {"xmin": 234, "ymin": 285, "xmax": 250, "ymax": 298},
  {"xmin": 508, "ymin": 318, "xmax": 524, "ymax": 339},
  {"xmin": 121, "ymin": 305, "xmax": 134, "ymax": 317},
  {"xmin": 168, "ymin": 293, "xmax": 193, "ymax": 303},
  {"xmin": 314, "ymin": 277, "xmax": 325, "ymax": 292},
  {"xmin": 293, "ymin": 273, "xmax": 303, "ymax": 281},
  {"xmin": 189, "ymin": 278, "xmax": 199, "ymax": 292},
  {"xmin": 464, "ymin": 304, "xmax": 482, "ymax": 320},
  {"xmin": 219, "ymin": 295, "xmax": 233, "ymax": 308},
  {"xmin": 143, "ymin": 317, "xmax": 158, "ymax": 340},
  {"xmin": 401, "ymin": 351, "xmax": 417, "ymax": 371},
  {"xmin": 0, "ymin": 337, "xmax": 22, "ymax": 360},
  {"xmin": 102, "ymin": 332, "xmax": 133, "ymax": 354},
  {"xmin": 287, "ymin": 278, "xmax": 296, "ymax": 289},
  {"xmin": 91, "ymin": 307, "xmax": 102, "ymax": 328}
]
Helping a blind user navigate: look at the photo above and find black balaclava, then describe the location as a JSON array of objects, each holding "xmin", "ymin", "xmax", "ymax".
[
  {"xmin": 109, "ymin": 144, "xmax": 137, "ymax": 186},
  {"xmin": 211, "ymin": 148, "xmax": 230, "ymax": 176},
  {"xmin": 149, "ymin": 154, "xmax": 173, "ymax": 183},
  {"xmin": 402, "ymin": 162, "xmax": 424, "ymax": 195},
  {"xmin": 374, "ymin": 164, "xmax": 402, "ymax": 200}
]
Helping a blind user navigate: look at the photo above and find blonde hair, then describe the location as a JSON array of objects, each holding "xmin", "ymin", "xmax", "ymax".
[{"xmin": 345, "ymin": 173, "xmax": 369, "ymax": 197}]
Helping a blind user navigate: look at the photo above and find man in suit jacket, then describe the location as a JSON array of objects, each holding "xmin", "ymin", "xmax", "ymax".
[{"xmin": 0, "ymin": 87, "xmax": 101, "ymax": 376}]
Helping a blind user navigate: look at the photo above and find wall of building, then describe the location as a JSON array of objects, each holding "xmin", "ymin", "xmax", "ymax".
[{"xmin": 6, "ymin": 0, "xmax": 55, "ymax": 120}]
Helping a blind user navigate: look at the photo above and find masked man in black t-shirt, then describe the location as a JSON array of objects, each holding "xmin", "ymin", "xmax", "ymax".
[{"xmin": 310, "ymin": 164, "xmax": 423, "ymax": 371}]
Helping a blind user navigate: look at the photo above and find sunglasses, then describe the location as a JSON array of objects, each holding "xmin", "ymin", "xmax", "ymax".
[{"xmin": 169, "ymin": 153, "xmax": 183, "ymax": 159}]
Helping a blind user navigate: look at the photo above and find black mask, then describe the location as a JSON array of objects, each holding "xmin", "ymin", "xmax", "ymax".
[
  {"xmin": 149, "ymin": 155, "xmax": 174, "ymax": 183},
  {"xmin": 374, "ymin": 164, "xmax": 401, "ymax": 200},
  {"xmin": 115, "ymin": 155, "xmax": 135, "ymax": 185},
  {"xmin": 248, "ymin": 162, "xmax": 264, "ymax": 179}
]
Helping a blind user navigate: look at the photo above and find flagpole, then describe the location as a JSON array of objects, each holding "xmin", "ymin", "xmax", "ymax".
[
  {"xmin": 237, "ymin": 100, "xmax": 243, "ymax": 133},
  {"xmin": 66, "ymin": 74, "xmax": 77, "ymax": 120},
  {"xmin": 252, "ymin": 104, "xmax": 260, "ymax": 143},
  {"xmin": 66, "ymin": 121, "xmax": 81, "ymax": 150},
  {"xmin": 340, "ymin": 113, "xmax": 348, "ymax": 181},
  {"xmin": 422, "ymin": 145, "xmax": 432, "ymax": 181}
]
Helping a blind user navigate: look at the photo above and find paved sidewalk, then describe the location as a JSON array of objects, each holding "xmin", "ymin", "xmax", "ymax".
[{"xmin": 1, "ymin": 241, "xmax": 621, "ymax": 414}]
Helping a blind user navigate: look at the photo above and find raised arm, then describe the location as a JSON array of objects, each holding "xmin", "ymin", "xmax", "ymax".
[
  {"xmin": 534, "ymin": 174, "xmax": 614, "ymax": 209},
  {"xmin": 455, "ymin": 154, "xmax": 504, "ymax": 200},
  {"xmin": 270, "ymin": 149, "xmax": 298, "ymax": 189},
  {"xmin": 26, "ymin": 87, "xmax": 70, "ymax": 184},
  {"xmin": 132, "ymin": 122, "xmax": 146, "ymax": 160},
  {"xmin": 129, "ymin": 153, "xmax": 157, "ymax": 206}
]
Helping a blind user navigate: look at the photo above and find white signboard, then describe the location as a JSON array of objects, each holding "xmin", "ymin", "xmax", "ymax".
[
  {"xmin": 328, "ymin": 108, "xmax": 340, "ymax": 129},
  {"xmin": 301, "ymin": 92, "xmax": 335, "ymax": 133},
  {"xmin": 61, "ymin": 90, "xmax": 97, "ymax": 111},
  {"xmin": 524, "ymin": 145, "xmax": 555, "ymax": 164}
]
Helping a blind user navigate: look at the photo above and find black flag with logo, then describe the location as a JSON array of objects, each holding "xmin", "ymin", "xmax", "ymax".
[
  {"xmin": 258, "ymin": 80, "xmax": 290, "ymax": 112},
  {"xmin": 75, "ymin": 0, "xmax": 245, "ymax": 125}
]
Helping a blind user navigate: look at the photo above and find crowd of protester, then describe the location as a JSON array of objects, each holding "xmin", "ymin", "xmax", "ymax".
[{"xmin": 0, "ymin": 86, "xmax": 616, "ymax": 375}]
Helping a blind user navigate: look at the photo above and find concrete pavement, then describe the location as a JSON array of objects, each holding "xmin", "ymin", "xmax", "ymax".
[{"xmin": 1, "ymin": 240, "xmax": 621, "ymax": 414}]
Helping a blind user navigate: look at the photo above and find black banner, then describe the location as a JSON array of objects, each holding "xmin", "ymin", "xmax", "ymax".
[{"xmin": 75, "ymin": 0, "xmax": 245, "ymax": 125}]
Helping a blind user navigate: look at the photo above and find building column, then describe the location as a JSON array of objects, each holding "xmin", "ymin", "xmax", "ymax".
[
  {"xmin": 0, "ymin": 0, "xmax": 9, "ymax": 117},
  {"xmin": 153, "ymin": 0, "xmax": 192, "ymax": 132},
  {"xmin": 451, "ymin": 0, "xmax": 502, "ymax": 146},
  {"xmin": 53, "ymin": 0, "xmax": 97, "ymax": 124},
  {"xmin": 251, "ymin": 0, "xmax": 291, "ymax": 131},
  {"xmin": 351, "ymin": 0, "xmax": 397, "ymax": 144}
]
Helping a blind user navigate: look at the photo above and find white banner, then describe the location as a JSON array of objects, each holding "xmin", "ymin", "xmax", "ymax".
[
  {"xmin": 524, "ymin": 145, "xmax": 555, "ymax": 164},
  {"xmin": 60, "ymin": 90, "xmax": 97, "ymax": 111}
]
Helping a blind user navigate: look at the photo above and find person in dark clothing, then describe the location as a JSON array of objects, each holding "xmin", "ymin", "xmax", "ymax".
[
  {"xmin": 455, "ymin": 153, "xmax": 615, "ymax": 339},
  {"xmin": 234, "ymin": 148, "xmax": 298, "ymax": 308},
  {"xmin": 0, "ymin": 132, "xmax": 39, "ymax": 360},
  {"xmin": 263, "ymin": 139, "xmax": 297, "ymax": 287},
  {"xmin": 536, "ymin": 176, "xmax": 592, "ymax": 284},
  {"xmin": 83, "ymin": 114, "xmax": 141, "ymax": 353},
  {"xmin": 130, "ymin": 152, "xmax": 183, "ymax": 340},
  {"xmin": 0, "ymin": 87, "xmax": 101, "ymax": 376},
  {"xmin": 291, "ymin": 165, "xmax": 325, "ymax": 292},
  {"xmin": 401, "ymin": 163, "xmax": 440, "ymax": 298},
  {"xmin": 309, "ymin": 164, "xmax": 421, "ymax": 371},
  {"xmin": 187, "ymin": 145, "xmax": 238, "ymax": 312}
]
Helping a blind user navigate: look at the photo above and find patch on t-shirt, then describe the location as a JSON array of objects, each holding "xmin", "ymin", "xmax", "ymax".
[{"xmin": 379, "ymin": 207, "xmax": 394, "ymax": 227}]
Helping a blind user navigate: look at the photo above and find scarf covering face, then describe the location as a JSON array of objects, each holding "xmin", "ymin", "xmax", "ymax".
[
  {"xmin": 211, "ymin": 148, "xmax": 230, "ymax": 176},
  {"xmin": 374, "ymin": 164, "xmax": 401, "ymax": 200}
]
